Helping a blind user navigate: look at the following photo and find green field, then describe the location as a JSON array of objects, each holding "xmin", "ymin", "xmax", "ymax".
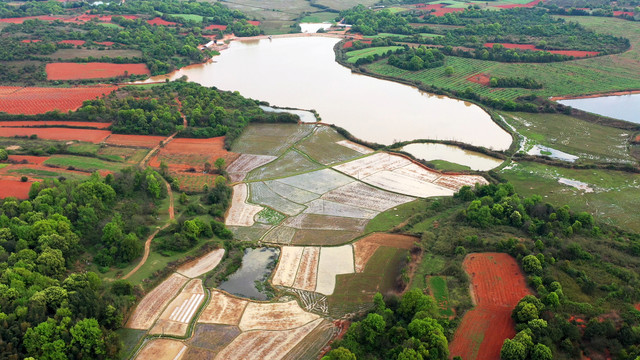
[
  {"xmin": 501, "ymin": 161, "xmax": 640, "ymax": 232},
  {"xmin": 68, "ymin": 143, "xmax": 100, "ymax": 155},
  {"xmin": 328, "ymin": 246, "xmax": 408, "ymax": 317},
  {"xmin": 410, "ymin": 253, "xmax": 446, "ymax": 290},
  {"xmin": 364, "ymin": 17, "xmax": 640, "ymax": 100},
  {"xmin": 0, "ymin": 164, "xmax": 10, "ymax": 169},
  {"xmin": 169, "ymin": 13, "xmax": 204, "ymax": 22},
  {"xmin": 300, "ymin": 12, "xmax": 337, "ymax": 23},
  {"xmin": 230, "ymin": 123, "xmax": 315, "ymax": 156},
  {"xmin": 500, "ymin": 112, "xmax": 635, "ymax": 163},
  {"xmin": 294, "ymin": 126, "xmax": 363, "ymax": 165},
  {"xmin": 428, "ymin": 159, "xmax": 472, "ymax": 171},
  {"xmin": 428, "ymin": 276, "xmax": 454, "ymax": 317},
  {"xmin": 346, "ymin": 46, "xmax": 403, "ymax": 63},
  {"xmin": 8, "ymin": 167, "xmax": 90, "ymax": 180},
  {"xmin": 44, "ymin": 155, "xmax": 130, "ymax": 172},
  {"xmin": 365, "ymin": 199, "xmax": 430, "ymax": 233}
]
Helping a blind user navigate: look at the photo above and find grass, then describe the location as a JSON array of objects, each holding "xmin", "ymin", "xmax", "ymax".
[
  {"xmin": 410, "ymin": 253, "xmax": 446, "ymax": 289},
  {"xmin": 300, "ymin": 12, "xmax": 337, "ymax": 23},
  {"xmin": 255, "ymin": 208, "xmax": 286, "ymax": 225},
  {"xmin": 44, "ymin": 155, "xmax": 129, "ymax": 172},
  {"xmin": 328, "ymin": 246, "xmax": 408, "ymax": 317},
  {"xmin": 365, "ymin": 199, "xmax": 430, "ymax": 233},
  {"xmin": 0, "ymin": 164, "xmax": 10, "ymax": 169},
  {"xmin": 500, "ymin": 161, "xmax": 640, "ymax": 232},
  {"xmin": 364, "ymin": 17, "xmax": 640, "ymax": 100},
  {"xmin": 168, "ymin": 13, "xmax": 204, "ymax": 23},
  {"xmin": 428, "ymin": 276, "xmax": 455, "ymax": 317},
  {"xmin": 500, "ymin": 111, "xmax": 635, "ymax": 164},
  {"xmin": 346, "ymin": 46, "xmax": 403, "ymax": 63},
  {"xmin": 68, "ymin": 143, "xmax": 100, "ymax": 154},
  {"xmin": 294, "ymin": 126, "xmax": 362, "ymax": 165},
  {"xmin": 428, "ymin": 159, "xmax": 472, "ymax": 171},
  {"xmin": 7, "ymin": 167, "xmax": 90, "ymax": 180},
  {"xmin": 116, "ymin": 328, "xmax": 146, "ymax": 360}
]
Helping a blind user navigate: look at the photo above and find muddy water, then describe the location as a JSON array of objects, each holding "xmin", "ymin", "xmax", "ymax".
[
  {"xmin": 300, "ymin": 23, "xmax": 332, "ymax": 33},
  {"xmin": 557, "ymin": 94, "xmax": 640, "ymax": 124},
  {"xmin": 400, "ymin": 143, "xmax": 503, "ymax": 171},
  {"xmin": 147, "ymin": 36, "xmax": 512, "ymax": 150},
  {"xmin": 218, "ymin": 247, "xmax": 279, "ymax": 300}
]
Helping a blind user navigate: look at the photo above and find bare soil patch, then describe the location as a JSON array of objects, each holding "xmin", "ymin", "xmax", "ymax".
[
  {"xmin": 188, "ymin": 323, "xmax": 241, "ymax": 355},
  {"xmin": 126, "ymin": 273, "xmax": 188, "ymax": 330},
  {"xmin": 149, "ymin": 279, "xmax": 205, "ymax": 336},
  {"xmin": 292, "ymin": 246, "xmax": 320, "ymax": 292},
  {"xmin": 353, "ymin": 233, "xmax": 417, "ymax": 273},
  {"xmin": 177, "ymin": 248, "xmax": 225, "ymax": 278},
  {"xmin": 271, "ymin": 246, "xmax": 304, "ymax": 287},
  {"xmin": 227, "ymin": 154, "xmax": 277, "ymax": 182},
  {"xmin": 105, "ymin": 134, "xmax": 166, "ymax": 148},
  {"xmin": 135, "ymin": 338, "xmax": 186, "ymax": 360},
  {"xmin": 226, "ymin": 183, "xmax": 263, "ymax": 227},
  {"xmin": 239, "ymin": 301, "xmax": 320, "ymax": 331},
  {"xmin": 199, "ymin": 289, "xmax": 248, "ymax": 325}
]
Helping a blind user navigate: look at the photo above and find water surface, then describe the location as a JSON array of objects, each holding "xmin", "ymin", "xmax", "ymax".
[
  {"xmin": 147, "ymin": 37, "xmax": 512, "ymax": 150},
  {"xmin": 259, "ymin": 105, "xmax": 317, "ymax": 123},
  {"xmin": 300, "ymin": 23, "xmax": 332, "ymax": 33},
  {"xmin": 400, "ymin": 143, "xmax": 503, "ymax": 171},
  {"xmin": 557, "ymin": 94, "xmax": 640, "ymax": 124},
  {"xmin": 218, "ymin": 247, "xmax": 279, "ymax": 300}
]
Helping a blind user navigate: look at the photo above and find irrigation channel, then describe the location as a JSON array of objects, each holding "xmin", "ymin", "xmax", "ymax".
[{"xmin": 142, "ymin": 36, "xmax": 512, "ymax": 150}]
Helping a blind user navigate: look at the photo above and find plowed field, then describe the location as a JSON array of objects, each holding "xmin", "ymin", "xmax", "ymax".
[
  {"xmin": 0, "ymin": 127, "xmax": 111, "ymax": 143},
  {"xmin": 449, "ymin": 253, "xmax": 531, "ymax": 360},
  {"xmin": 0, "ymin": 121, "xmax": 111, "ymax": 129},
  {"xmin": 46, "ymin": 63, "xmax": 150, "ymax": 80},
  {"xmin": 238, "ymin": 301, "xmax": 320, "ymax": 331},
  {"xmin": 0, "ymin": 86, "xmax": 117, "ymax": 115},
  {"xmin": 199, "ymin": 290, "xmax": 248, "ymax": 325},
  {"xmin": 0, "ymin": 179, "xmax": 32, "ymax": 199},
  {"xmin": 126, "ymin": 273, "xmax": 188, "ymax": 330},
  {"xmin": 105, "ymin": 134, "xmax": 165, "ymax": 148},
  {"xmin": 177, "ymin": 249, "xmax": 225, "ymax": 278}
]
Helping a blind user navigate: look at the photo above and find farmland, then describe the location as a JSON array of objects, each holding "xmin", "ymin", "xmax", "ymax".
[
  {"xmin": 346, "ymin": 46, "xmax": 404, "ymax": 63},
  {"xmin": 449, "ymin": 253, "xmax": 530, "ymax": 360},
  {"xmin": 46, "ymin": 63, "xmax": 151, "ymax": 80},
  {"xmin": 0, "ymin": 86, "xmax": 118, "ymax": 114}
]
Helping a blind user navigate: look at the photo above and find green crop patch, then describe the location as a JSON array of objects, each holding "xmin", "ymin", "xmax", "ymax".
[{"xmin": 428, "ymin": 276, "xmax": 454, "ymax": 317}]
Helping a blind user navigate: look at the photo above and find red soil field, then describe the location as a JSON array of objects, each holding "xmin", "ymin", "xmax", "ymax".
[
  {"xmin": 466, "ymin": 73, "xmax": 491, "ymax": 86},
  {"xmin": 0, "ymin": 179, "xmax": 33, "ymax": 199},
  {"xmin": 21, "ymin": 39, "xmax": 41, "ymax": 43},
  {"xmin": 496, "ymin": 0, "xmax": 543, "ymax": 8},
  {"xmin": 0, "ymin": 86, "xmax": 118, "ymax": 115},
  {"xmin": 105, "ymin": 134, "xmax": 166, "ymax": 148},
  {"xmin": 58, "ymin": 40, "xmax": 86, "ymax": 46},
  {"xmin": 147, "ymin": 17, "xmax": 179, "ymax": 26},
  {"xmin": 449, "ymin": 253, "xmax": 531, "ymax": 360},
  {"xmin": 0, "ymin": 128, "xmax": 111, "ymax": 143},
  {"xmin": 247, "ymin": 20, "xmax": 261, "ymax": 26},
  {"xmin": 149, "ymin": 137, "xmax": 238, "ymax": 170},
  {"xmin": 95, "ymin": 41, "xmax": 115, "ymax": 46},
  {"xmin": 613, "ymin": 11, "xmax": 634, "ymax": 16},
  {"xmin": 205, "ymin": 24, "xmax": 227, "ymax": 31},
  {"xmin": 0, "ymin": 121, "xmax": 111, "ymax": 129},
  {"xmin": 484, "ymin": 43, "xmax": 599, "ymax": 57},
  {"xmin": 8, "ymin": 155, "xmax": 50, "ymax": 165},
  {"xmin": 70, "ymin": 14, "xmax": 138, "ymax": 22},
  {"xmin": 46, "ymin": 63, "xmax": 150, "ymax": 80},
  {"xmin": 343, "ymin": 40, "xmax": 372, "ymax": 49}
]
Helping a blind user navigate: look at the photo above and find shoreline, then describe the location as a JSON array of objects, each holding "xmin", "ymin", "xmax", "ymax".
[{"xmin": 550, "ymin": 89, "xmax": 640, "ymax": 101}]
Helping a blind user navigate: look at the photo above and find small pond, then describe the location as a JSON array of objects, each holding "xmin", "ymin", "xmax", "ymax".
[
  {"xmin": 400, "ymin": 143, "xmax": 503, "ymax": 171},
  {"xmin": 218, "ymin": 247, "xmax": 279, "ymax": 300}
]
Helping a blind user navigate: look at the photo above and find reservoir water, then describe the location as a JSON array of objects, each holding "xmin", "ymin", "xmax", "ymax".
[
  {"xmin": 557, "ymin": 93, "xmax": 640, "ymax": 124},
  {"xmin": 147, "ymin": 36, "xmax": 512, "ymax": 150},
  {"xmin": 400, "ymin": 143, "xmax": 504, "ymax": 171}
]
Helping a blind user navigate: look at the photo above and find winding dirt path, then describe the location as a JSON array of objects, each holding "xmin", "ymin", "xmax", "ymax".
[{"xmin": 123, "ymin": 182, "xmax": 174, "ymax": 280}]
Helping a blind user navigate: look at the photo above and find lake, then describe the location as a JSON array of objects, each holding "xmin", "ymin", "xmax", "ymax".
[
  {"xmin": 145, "ymin": 36, "xmax": 512, "ymax": 150},
  {"xmin": 557, "ymin": 93, "xmax": 640, "ymax": 124},
  {"xmin": 218, "ymin": 247, "xmax": 279, "ymax": 300}
]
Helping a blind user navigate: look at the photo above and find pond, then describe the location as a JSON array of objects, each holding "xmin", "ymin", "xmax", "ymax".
[
  {"xmin": 557, "ymin": 93, "xmax": 640, "ymax": 124},
  {"xmin": 400, "ymin": 143, "xmax": 504, "ymax": 171},
  {"xmin": 218, "ymin": 247, "xmax": 279, "ymax": 300},
  {"xmin": 145, "ymin": 36, "xmax": 512, "ymax": 150}
]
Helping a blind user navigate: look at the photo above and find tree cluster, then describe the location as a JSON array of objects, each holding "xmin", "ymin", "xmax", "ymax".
[
  {"xmin": 490, "ymin": 76, "xmax": 543, "ymax": 89},
  {"xmin": 387, "ymin": 46, "xmax": 445, "ymax": 71}
]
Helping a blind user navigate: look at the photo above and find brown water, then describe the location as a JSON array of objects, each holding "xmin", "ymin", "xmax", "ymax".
[
  {"xmin": 557, "ymin": 94, "xmax": 640, "ymax": 124},
  {"xmin": 400, "ymin": 143, "xmax": 503, "ymax": 171},
  {"xmin": 146, "ymin": 36, "xmax": 512, "ymax": 150}
]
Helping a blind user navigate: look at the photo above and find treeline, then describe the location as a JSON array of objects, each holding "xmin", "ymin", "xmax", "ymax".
[
  {"xmin": 339, "ymin": 4, "xmax": 414, "ymax": 35},
  {"xmin": 323, "ymin": 290, "xmax": 450, "ymax": 360},
  {"xmin": 388, "ymin": 46, "xmax": 445, "ymax": 70},
  {"xmin": 490, "ymin": 76, "xmax": 543, "ymax": 89}
]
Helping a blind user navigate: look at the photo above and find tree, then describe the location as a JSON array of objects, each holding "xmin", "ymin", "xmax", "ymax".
[
  {"xmin": 146, "ymin": 173, "xmax": 161, "ymax": 199},
  {"xmin": 37, "ymin": 248, "xmax": 66, "ymax": 277},
  {"xmin": 500, "ymin": 338, "xmax": 526, "ymax": 360},
  {"xmin": 522, "ymin": 255, "xmax": 542, "ymax": 275},
  {"xmin": 444, "ymin": 66, "xmax": 454, "ymax": 76},
  {"xmin": 531, "ymin": 343, "xmax": 552, "ymax": 360},
  {"xmin": 70, "ymin": 318, "xmax": 106, "ymax": 358},
  {"xmin": 322, "ymin": 347, "xmax": 356, "ymax": 360},
  {"xmin": 0, "ymin": 148, "xmax": 7, "ymax": 161},
  {"xmin": 214, "ymin": 157, "xmax": 226, "ymax": 171}
]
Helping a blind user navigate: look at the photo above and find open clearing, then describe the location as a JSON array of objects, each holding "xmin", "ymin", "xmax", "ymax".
[
  {"xmin": 226, "ymin": 183, "xmax": 263, "ymax": 227},
  {"xmin": 0, "ymin": 85, "xmax": 117, "ymax": 115},
  {"xmin": 0, "ymin": 128, "xmax": 111, "ymax": 143},
  {"xmin": 239, "ymin": 301, "xmax": 320, "ymax": 331},
  {"xmin": 213, "ymin": 318, "xmax": 323, "ymax": 360},
  {"xmin": 126, "ymin": 273, "xmax": 188, "ymax": 330},
  {"xmin": 199, "ymin": 289, "xmax": 248, "ymax": 325},
  {"xmin": 177, "ymin": 248, "xmax": 225, "ymax": 278},
  {"xmin": 230, "ymin": 123, "xmax": 314, "ymax": 156},
  {"xmin": 449, "ymin": 253, "xmax": 530, "ymax": 360},
  {"xmin": 150, "ymin": 279, "xmax": 205, "ymax": 336},
  {"xmin": 227, "ymin": 154, "xmax": 277, "ymax": 182},
  {"xmin": 316, "ymin": 245, "xmax": 355, "ymax": 295},
  {"xmin": 135, "ymin": 338, "xmax": 186, "ymax": 360},
  {"xmin": 271, "ymin": 246, "xmax": 304, "ymax": 287},
  {"xmin": 353, "ymin": 233, "xmax": 417, "ymax": 273}
]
